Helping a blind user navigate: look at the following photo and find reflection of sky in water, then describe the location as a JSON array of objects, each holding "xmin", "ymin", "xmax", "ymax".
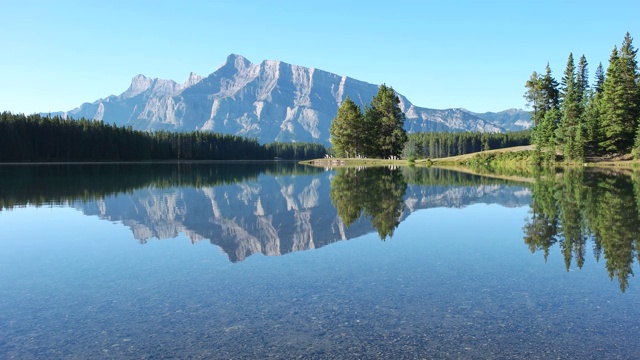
[{"xmin": 1, "ymin": 203, "xmax": 639, "ymax": 359}]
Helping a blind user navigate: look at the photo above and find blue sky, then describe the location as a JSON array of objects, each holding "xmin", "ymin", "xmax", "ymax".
[{"xmin": 1, "ymin": 0, "xmax": 638, "ymax": 114}]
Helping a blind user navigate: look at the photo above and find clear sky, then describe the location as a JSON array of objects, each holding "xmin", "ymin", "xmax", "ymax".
[{"xmin": 1, "ymin": 0, "xmax": 638, "ymax": 114}]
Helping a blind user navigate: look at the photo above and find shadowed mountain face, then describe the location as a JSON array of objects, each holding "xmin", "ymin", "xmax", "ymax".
[{"xmin": 46, "ymin": 55, "xmax": 527, "ymax": 145}]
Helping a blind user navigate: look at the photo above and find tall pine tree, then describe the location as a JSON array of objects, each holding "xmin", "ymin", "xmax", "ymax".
[
  {"xmin": 367, "ymin": 84, "xmax": 407, "ymax": 158},
  {"xmin": 542, "ymin": 64, "xmax": 560, "ymax": 113},
  {"xmin": 329, "ymin": 97, "xmax": 365, "ymax": 158},
  {"xmin": 576, "ymin": 55, "xmax": 589, "ymax": 104},
  {"xmin": 593, "ymin": 62, "xmax": 605, "ymax": 94},
  {"xmin": 526, "ymin": 64, "xmax": 559, "ymax": 163},
  {"xmin": 602, "ymin": 34, "xmax": 640, "ymax": 154},
  {"xmin": 525, "ymin": 71, "xmax": 545, "ymax": 126},
  {"xmin": 558, "ymin": 53, "xmax": 582, "ymax": 161},
  {"xmin": 601, "ymin": 46, "xmax": 625, "ymax": 153},
  {"xmin": 584, "ymin": 62, "xmax": 605, "ymax": 154}
]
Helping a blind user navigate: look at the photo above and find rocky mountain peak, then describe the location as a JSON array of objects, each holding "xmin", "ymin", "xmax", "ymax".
[
  {"xmin": 123, "ymin": 74, "xmax": 154, "ymax": 99},
  {"xmin": 183, "ymin": 72, "xmax": 203, "ymax": 88},
  {"xmin": 218, "ymin": 53, "xmax": 252, "ymax": 72},
  {"xmin": 48, "ymin": 54, "xmax": 531, "ymax": 143}
]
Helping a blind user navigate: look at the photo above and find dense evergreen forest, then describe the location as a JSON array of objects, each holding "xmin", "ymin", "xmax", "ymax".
[
  {"xmin": 525, "ymin": 32, "xmax": 640, "ymax": 163},
  {"xmin": 403, "ymin": 130, "xmax": 531, "ymax": 159},
  {"xmin": 0, "ymin": 112, "xmax": 326, "ymax": 162}
]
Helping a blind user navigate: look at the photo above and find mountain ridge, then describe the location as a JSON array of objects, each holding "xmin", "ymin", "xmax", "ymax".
[{"xmin": 47, "ymin": 54, "xmax": 532, "ymax": 144}]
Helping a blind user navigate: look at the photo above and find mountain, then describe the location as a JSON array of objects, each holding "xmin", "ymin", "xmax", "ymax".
[
  {"xmin": 467, "ymin": 108, "xmax": 533, "ymax": 131},
  {"xmin": 48, "ymin": 54, "xmax": 526, "ymax": 145}
]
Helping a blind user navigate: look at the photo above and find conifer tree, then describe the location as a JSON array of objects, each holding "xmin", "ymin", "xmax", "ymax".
[
  {"xmin": 601, "ymin": 34, "xmax": 640, "ymax": 154},
  {"xmin": 363, "ymin": 104, "xmax": 382, "ymax": 157},
  {"xmin": 576, "ymin": 55, "xmax": 589, "ymax": 104},
  {"xmin": 536, "ymin": 108, "xmax": 560, "ymax": 163},
  {"xmin": 525, "ymin": 71, "xmax": 544, "ymax": 126},
  {"xmin": 600, "ymin": 46, "xmax": 624, "ymax": 153},
  {"xmin": 329, "ymin": 96, "xmax": 365, "ymax": 158},
  {"xmin": 525, "ymin": 33, "xmax": 640, "ymax": 159},
  {"xmin": 368, "ymin": 84, "xmax": 407, "ymax": 158},
  {"xmin": 542, "ymin": 64, "xmax": 560, "ymax": 113},
  {"xmin": 593, "ymin": 62, "xmax": 605, "ymax": 94},
  {"xmin": 584, "ymin": 62, "xmax": 605, "ymax": 154},
  {"xmin": 558, "ymin": 53, "xmax": 579, "ymax": 160},
  {"xmin": 526, "ymin": 64, "xmax": 559, "ymax": 162},
  {"xmin": 584, "ymin": 89, "xmax": 603, "ymax": 155}
]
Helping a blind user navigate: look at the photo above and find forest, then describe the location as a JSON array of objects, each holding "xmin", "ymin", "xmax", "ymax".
[
  {"xmin": 0, "ymin": 112, "xmax": 327, "ymax": 162},
  {"xmin": 525, "ymin": 32, "xmax": 640, "ymax": 163},
  {"xmin": 403, "ymin": 130, "xmax": 531, "ymax": 159}
]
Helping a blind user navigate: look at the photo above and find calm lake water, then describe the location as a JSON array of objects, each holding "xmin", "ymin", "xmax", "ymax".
[{"xmin": 1, "ymin": 163, "xmax": 639, "ymax": 359}]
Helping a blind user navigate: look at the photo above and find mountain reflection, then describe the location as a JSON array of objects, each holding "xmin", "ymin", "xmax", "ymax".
[
  {"xmin": 524, "ymin": 168, "xmax": 640, "ymax": 292},
  {"xmin": 4, "ymin": 163, "xmax": 640, "ymax": 291},
  {"xmin": 0, "ymin": 163, "xmax": 529, "ymax": 262}
]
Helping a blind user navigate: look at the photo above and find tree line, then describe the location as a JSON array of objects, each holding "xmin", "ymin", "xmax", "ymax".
[
  {"xmin": 403, "ymin": 130, "xmax": 531, "ymax": 159},
  {"xmin": 525, "ymin": 32, "xmax": 640, "ymax": 163},
  {"xmin": 0, "ymin": 112, "xmax": 326, "ymax": 162}
]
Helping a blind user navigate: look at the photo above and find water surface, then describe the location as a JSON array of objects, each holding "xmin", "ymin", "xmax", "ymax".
[{"xmin": 1, "ymin": 164, "xmax": 639, "ymax": 359}]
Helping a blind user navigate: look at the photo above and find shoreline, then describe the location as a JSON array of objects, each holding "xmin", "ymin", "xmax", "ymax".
[
  {"xmin": 0, "ymin": 159, "xmax": 300, "ymax": 166},
  {"xmin": 302, "ymin": 146, "xmax": 640, "ymax": 169}
]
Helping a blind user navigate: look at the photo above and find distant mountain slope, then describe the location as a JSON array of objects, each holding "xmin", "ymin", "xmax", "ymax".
[
  {"xmin": 48, "ymin": 54, "xmax": 526, "ymax": 144},
  {"xmin": 466, "ymin": 108, "xmax": 532, "ymax": 131}
]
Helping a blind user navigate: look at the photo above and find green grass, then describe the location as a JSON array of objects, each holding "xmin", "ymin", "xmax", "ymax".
[{"xmin": 302, "ymin": 145, "xmax": 640, "ymax": 170}]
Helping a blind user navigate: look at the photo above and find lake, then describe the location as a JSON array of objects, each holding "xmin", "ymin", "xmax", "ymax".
[{"xmin": 1, "ymin": 163, "xmax": 639, "ymax": 359}]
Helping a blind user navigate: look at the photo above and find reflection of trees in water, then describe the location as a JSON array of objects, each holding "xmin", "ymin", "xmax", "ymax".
[
  {"xmin": 330, "ymin": 166, "xmax": 527, "ymax": 241},
  {"xmin": 0, "ymin": 162, "xmax": 322, "ymax": 210},
  {"xmin": 330, "ymin": 167, "xmax": 407, "ymax": 240},
  {"xmin": 524, "ymin": 168, "xmax": 640, "ymax": 292}
]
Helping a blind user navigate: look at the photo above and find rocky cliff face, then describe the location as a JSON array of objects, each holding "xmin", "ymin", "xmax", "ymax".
[
  {"xmin": 76, "ymin": 171, "xmax": 531, "ymax": 262},
  {"xmin": 467, "ymin": 108, "xmax": 533, "ymax": 131},
  {"xmin": 52, "ymin": 54, "xmax": 521, "ymax": 144}
]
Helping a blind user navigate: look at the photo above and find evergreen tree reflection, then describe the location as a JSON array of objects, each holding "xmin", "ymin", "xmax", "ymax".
[
  {"xmin": 330, "ymin": 167, "xmax": 407, "ymax": 240},
  {"xmin": 524, "ymin": 168, "xmax": 640, "ymax": 292},
  {"xmin": 0, "ymin": 163, "xmax": 322, "ymax": 210}
]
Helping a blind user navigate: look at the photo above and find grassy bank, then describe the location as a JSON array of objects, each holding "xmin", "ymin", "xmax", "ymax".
[{"xmin": 303, "ymin": 145, "xmax": 640, "ymax": 170}]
